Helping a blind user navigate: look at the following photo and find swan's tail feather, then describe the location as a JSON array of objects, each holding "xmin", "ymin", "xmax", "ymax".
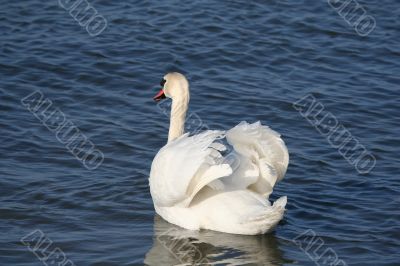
[
  {"xmin": 239, "ymin": 196, "xmax": 287, "ymax": 234},
  {"xmin": 198, "ymin": 190, "xmax": 287, "ymax": 235}
]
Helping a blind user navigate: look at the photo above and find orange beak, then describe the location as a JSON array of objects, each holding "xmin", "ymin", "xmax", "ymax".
[{"xmin": 153, "ymin": 89, "xmax": 166, "ymax": 102}]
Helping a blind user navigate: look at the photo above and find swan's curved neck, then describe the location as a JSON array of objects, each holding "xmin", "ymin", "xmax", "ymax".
[{"xmin": 168, "ymin": 97, "xmax": 189, "ymax": 143}]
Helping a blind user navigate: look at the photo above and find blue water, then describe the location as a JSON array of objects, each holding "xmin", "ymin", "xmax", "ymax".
[{"xmin": 1, "ymin": 0, "xmax": 399, "ymax": 265}]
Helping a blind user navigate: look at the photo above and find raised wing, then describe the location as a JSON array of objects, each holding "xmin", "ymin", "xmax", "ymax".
[
  {"xmin": 226, "ymin": 121, "xmax": 289, "ymax": 197},
  {"xmin": 149, "ymin": 130, "xmax": 232, "ymax": 208}
]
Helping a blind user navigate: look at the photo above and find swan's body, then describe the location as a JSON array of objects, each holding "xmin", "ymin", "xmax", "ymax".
[{"xmin": 150, "ymin": 73, "xmax": 289, "ymax": 235}]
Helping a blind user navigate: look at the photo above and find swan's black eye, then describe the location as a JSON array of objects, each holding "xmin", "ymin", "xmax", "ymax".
[{"xmin": 160, "ymin": 79, "xmax": 166, "ymax": 87}]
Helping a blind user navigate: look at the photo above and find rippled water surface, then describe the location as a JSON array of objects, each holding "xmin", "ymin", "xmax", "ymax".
[{"xmin": 1, "ymin": 0, "xmax": 399, "ymax": 265}]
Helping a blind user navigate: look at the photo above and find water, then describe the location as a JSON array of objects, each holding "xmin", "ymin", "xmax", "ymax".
[{"xmin": 1, "ymin": 0, "xmax": 399, "ymax": 265}]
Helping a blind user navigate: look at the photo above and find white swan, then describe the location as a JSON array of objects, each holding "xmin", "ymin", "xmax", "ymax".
[{"xmin": 149, "ymin": 72, "xmax": 289, "ymax": 235}]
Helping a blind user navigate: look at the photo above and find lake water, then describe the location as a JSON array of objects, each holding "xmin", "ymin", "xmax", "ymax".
[{"xmin": 1, "ymin": 0, "xmax": 399, "ymax": 265}]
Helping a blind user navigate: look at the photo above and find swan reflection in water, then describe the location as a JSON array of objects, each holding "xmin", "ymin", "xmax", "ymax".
[{"xmin": 144, "ymin": 215, "xmax": 289, "ymax": 265}]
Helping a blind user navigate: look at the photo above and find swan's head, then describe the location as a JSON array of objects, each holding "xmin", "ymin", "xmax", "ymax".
[{"xmin": 153, "ymin": 72, "xmax": 190, "ymax": 102}]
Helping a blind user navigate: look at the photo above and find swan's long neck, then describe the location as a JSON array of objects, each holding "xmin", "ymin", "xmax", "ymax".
[{"xmin": 168, "ymin": 97, "xmax": 189, "ymax": 143}]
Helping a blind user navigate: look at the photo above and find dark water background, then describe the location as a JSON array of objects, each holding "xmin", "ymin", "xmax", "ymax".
[{"xmin": 1, "ymin": 0, "xmax": 399, "ymax": 265}]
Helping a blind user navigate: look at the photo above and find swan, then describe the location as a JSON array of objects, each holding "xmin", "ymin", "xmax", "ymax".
[{"xmin": 149, "ymin": 72, "xmax": 289, "ymax": 235}]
